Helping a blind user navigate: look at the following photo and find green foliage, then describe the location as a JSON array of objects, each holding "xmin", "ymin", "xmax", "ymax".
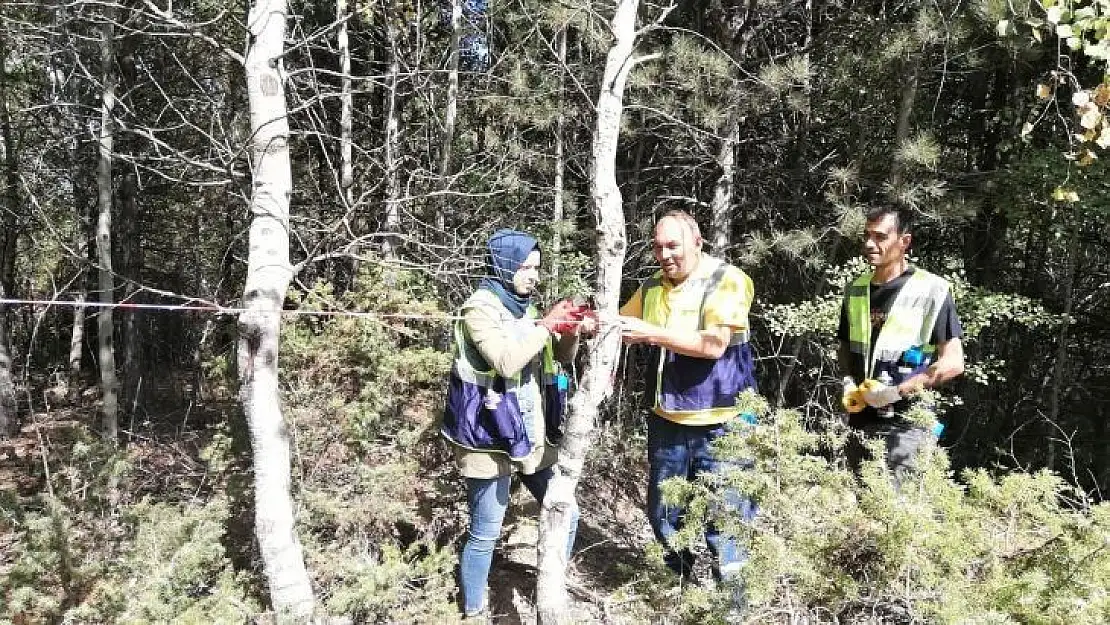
[
  {"xmin": 759, "ymin": 55, "xmax": 811, "ymax": 97},
  {"xmin": 897, "ymin": 132, "xmax": 943, "ymax": 170},
  {"xmin": 662, "ymin": 392, "xmax": 1110, "ymax": 623},
  {"xmin": 69, "ymin": 499, "xmax": 258, "ymax": 624},
  {"xmin": 279, "ymin": 262, "xmax": 461, "ymax": 620},
  {"xmin": 282, "ymin": 263, "xmax": 451, "ymax": 450},
  {"xmin": 1, "ymin": 496, "xmax": 255, "ymax": 625},
  {"xmin": 321, "ymin": 541, "xmax": 458, "ymax": 624},
  {"xmin": 763, "ymin": 257, "xmax": 1056, "ymax": 346}
]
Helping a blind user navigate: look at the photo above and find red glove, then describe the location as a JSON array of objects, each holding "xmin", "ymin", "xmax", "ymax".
[
  {"xmin": 576, "ymin": 309, "xmax": 599, "ymax": 336},
  {"xmin": 539, "ymin": 299, "xmax": 585, "ymax": 335}
]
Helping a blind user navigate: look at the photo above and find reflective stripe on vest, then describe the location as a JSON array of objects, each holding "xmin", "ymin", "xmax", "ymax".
[{"xmin": 847, "ymin": 268, "xmax": 949, "ymax": 379}]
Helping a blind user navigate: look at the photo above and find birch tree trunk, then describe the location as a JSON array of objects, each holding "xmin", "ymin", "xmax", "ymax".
[
  {"xmin": 0, "ymin": 39, "xmax": 19, "ymax": 437},
  {"xmin": 436, "ymin": 0, "xmax": 461, "ymax": 233},
  {"xmin": 709, "ymin": 109, "xmax": 740, "ymax": 254},
  {"xmin": 551, "ymin": 27, "xmax": 567, "ymax": 287},
  {"xmin": 381, "ymin": 15, "xmax": 402, "ymax": 261},
  {"xmin": 536, "ymin": 1, "xmax": 638, "ymax": 621},
  {"xmin": 56, "ymin": 0, "xmax": 87, "ymax": 403},
  {"xmin": 240, "ymin": 0, "xmax": 316, "ymax": 619},
  {"xmin": 96, "ymin": 9, "xmax": 120, "ymax": 441},
  {"xmin": 337, "ymin": 0, "xmax": 353, "ymax": 208}
]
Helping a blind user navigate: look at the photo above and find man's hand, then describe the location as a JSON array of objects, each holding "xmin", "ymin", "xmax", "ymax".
[
  {"xmin": 861, "ymin": 380, "xmax": 901, "ymax": 408},
  {"xmin": 841, "ymin": 377, "xmax": 866, "ymax": 413},
  {"xmin": 617, "ymin": 315, "xmax": 658, "ymax": 345}
]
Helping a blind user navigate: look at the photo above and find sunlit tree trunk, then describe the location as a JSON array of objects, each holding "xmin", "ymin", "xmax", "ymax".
[
  {"xmin": 381, "ymin": 13, "xmax": 402, "ymax": 260},
  {"xmin": 0, "ymin": 43, "xmax": 17, "ymax": 437},
  {"xmin": 710, "ymin": 109, "xmax": 739, "ymax": 254},
  {"xmin": 536, "ymin": 1, "xmax": 639, "ymax": 621},
  {"xmin": 338, "ymin": 0, "xmax": 353, "ymax": 208},
  {"xmin": 551, "ymin": 27, "xmax": 567, "ymax": 287},
  {"xmin": 436, "ymin": 0, "xmax": 460, "ymax": 234},
  {"xmin": 96, "ymin": 7, "xmax": 120, "ymax": 441},
  {"xmin": 239, "ymin": 0, "xmax": 316, "ymax": 619}
]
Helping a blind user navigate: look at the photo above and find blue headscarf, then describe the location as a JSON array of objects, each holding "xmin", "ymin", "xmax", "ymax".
[{"xmin": 479, "ymin": 229, "xmax": 539, "ymax": 319}]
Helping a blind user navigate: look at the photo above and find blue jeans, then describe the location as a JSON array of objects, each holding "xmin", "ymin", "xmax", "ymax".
[
  {"xmin": 460, "ymin": 467, "xmax": 579, "ymax": 615},
  {"xmin": 846, "ymin": 418, "xmax": 936, "ymax": 489},
  {"xmin": 647, "ymin": 414, "xmax": 757, "ymax": 581}
]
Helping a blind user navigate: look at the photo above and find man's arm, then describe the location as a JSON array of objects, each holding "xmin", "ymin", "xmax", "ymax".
[
  {"xmin": 897, "ymin": 338, "xmax": 964, "ymax": 396},
  {"xmin": 618, "ymin": 315, "xmax": 733, "ymax": 359}
]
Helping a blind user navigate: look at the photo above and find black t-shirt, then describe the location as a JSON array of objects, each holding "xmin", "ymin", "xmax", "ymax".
[{"xmin": 837, "ymin": 267, "xmax": 963, "ymax": 423}]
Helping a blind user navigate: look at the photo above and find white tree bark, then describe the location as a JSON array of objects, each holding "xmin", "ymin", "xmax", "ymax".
[
  {"xmin": 536, "ymin": 1, "xmax": 638, "ymax": 621},
  {"xmin": 0, "ymin": 298, "xmax": 13, "ymax": 438},
  {"xmin": 709, "ymin": 109, "xmax": 740, "ymax": 254},
  {"xmin": 54, "ymin": 0, "xmax": 87, "ymax": 404},
  {"xmin": 240, "ymin": 0, "xmax": 316, "ymax": 620},
  {"xmin": 436, "ymin": 0, "xmax": 461, "ymax": 234},
  {"xmin": 551, "ymin": 27, "xmax": 567, "ymax": 287},
  {"xmin": 382, "ymin": 15, "xmax": 402, "ymax": 260},
  {"xmin": 337, "ymin": 0, "xmax": 353, "ymax": 207},
  {"xmin": 0, "ymin": 40, "xmax": 19, "ymax": 436},
  {"xmin": 96, "ymin": 8, "xmax": 120, "ymax": 441}
]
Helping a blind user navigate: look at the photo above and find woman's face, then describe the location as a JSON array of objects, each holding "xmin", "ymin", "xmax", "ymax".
[{"xmin": 511, "ymin": 250, "xmax": 541, "ymax": 296}]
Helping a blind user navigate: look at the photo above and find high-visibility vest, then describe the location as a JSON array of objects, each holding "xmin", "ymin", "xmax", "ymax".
[
  {"xmin": 641, "ymin": 257, "xmax": 756, "ymax": 424},
  {"xmin": 845, "ymin": 267, "xmax": 950, "ymax": 384},
  {"xmin": 440, "ymin": 291, "xmax": 566, "ymax": 459}
]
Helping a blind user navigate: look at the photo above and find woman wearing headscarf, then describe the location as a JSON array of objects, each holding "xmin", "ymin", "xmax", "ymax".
[{"xmin": 441, "ymin": 228, "xmax": 592, "ymax": 618}]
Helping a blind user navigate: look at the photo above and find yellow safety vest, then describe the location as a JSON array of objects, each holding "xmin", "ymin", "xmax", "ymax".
[
  {"xmin": 846, "ymin": 267, "xmax": 950, "ymax": 379},
  {"xmin": 641, "ymin": 257, "xmax": 755, "ymax": 423}
]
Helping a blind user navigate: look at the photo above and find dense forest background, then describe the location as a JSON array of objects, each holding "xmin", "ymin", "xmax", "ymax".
[{"xmin": 1, "ymin": 0, "xmax": 1109, "ymax": 623}]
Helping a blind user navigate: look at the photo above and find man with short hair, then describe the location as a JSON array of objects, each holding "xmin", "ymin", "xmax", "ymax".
[
  {"xmin": 618, "ymin": 210, "xmax": 757, "ymax": 584},
  {"xmin": 837, "ymin": 206, "xmax": 965, "ymax": 483}
]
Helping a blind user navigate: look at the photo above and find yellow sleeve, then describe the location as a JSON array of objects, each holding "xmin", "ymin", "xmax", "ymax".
[
  {"xmin": 619, "ymin": 287, "xmax": 644, "ymax": 318},
  {"xmin": 702, "ymin": 267, "xmax": 753, "ymax": 330}
]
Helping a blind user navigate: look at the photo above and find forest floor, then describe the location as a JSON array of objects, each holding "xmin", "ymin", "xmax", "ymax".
[
  {"xmin": 0, "ymin": 392, "xmax": 706, "ymax": 624},
  {"xmin": 475, "ymin": 428, "xmax": 660, "ymax": 624}
]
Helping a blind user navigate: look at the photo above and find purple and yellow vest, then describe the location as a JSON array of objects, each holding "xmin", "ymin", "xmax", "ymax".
[
  {"xmin": 642, "ymin": 260, "xmax": 757, "ymax": 425},
  {"xmin": 440, "ymin": 301, "xmax": 567, "ymax": 459}
]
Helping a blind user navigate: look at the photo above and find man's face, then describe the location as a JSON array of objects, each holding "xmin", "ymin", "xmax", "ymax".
[
  {"xmin": 511, "ymin": 250, "xmax": 541, "ymax": 295},
  {"xmin": 863, "ymin": 213, "xmax": 911, "ymax": 268},
  {"xmin": 653, "ymin": 217, "xmax": 701, "ymax": 283}
]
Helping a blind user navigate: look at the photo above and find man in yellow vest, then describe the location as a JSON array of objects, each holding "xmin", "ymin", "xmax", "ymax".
[
  {"xmin": 838, "ymin": 206, "xmax": 965, "ymax": 484},
  {"xmin": 618, "ymin": 210, "xmax": 757, "ymax": 585}
]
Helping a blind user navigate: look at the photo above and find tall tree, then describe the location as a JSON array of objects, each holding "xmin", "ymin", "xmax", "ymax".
[
  {"xmin": 338, "ymin": 0, "xmax": 353, "ymax": 209},
  {"xmin": 551, "ymin": 27, "xmax": 568, "ymax": 286},
  {"xmin": 0, "ymin": 35, "xmax": 19, "ymax": 437},
  {"xmin": 536, "ymin": 0, "xmax": 644, "ymax": 621},
  {"xmin": 239, "ymin": 0, "xmax": 315, "ymax": 619},
  {"xmin": 436, "ymin": 0, "xmax": 461, "ymax": 233},
  {"xmin": 96, "ymin": 4, "xmax": 120, "ymax": 440},
  {"xmin": 381, "ymin": 7, "xmax": 402, "ymax": 261}
]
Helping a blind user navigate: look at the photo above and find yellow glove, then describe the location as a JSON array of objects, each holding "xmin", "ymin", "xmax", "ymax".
[
  {"xmin": 861, "ymin": 379, "xmax": 901, "ymax": 408},
  {"xmin": 841, "ymin": 377, "xmax": 866, "ymax": 413}
]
